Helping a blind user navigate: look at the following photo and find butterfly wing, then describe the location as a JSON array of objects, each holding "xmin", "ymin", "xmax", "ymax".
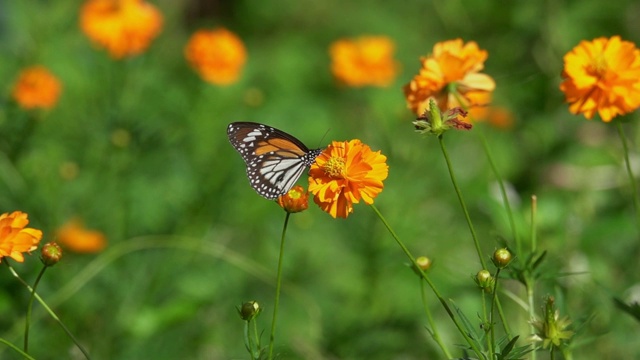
[{"xmin": 227, "ymin": 122, "xmax": 322, "ymax": 200}]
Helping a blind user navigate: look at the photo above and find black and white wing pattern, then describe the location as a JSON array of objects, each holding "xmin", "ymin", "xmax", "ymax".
[{"xmin": 227, "ymin": 122, "xmax": 323, "ymax": 199}]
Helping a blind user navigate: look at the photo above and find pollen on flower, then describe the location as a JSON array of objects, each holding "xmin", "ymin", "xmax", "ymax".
[{"xmin": 323, "ymin": 156, "xmax": 346, "ymax": 178}]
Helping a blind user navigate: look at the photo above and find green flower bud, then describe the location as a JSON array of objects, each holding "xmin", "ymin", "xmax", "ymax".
[
  {"xmin": 237, "ymin": 301, "xmax": 261, "ymax": 321},
  {"xmin": 492, "ymin": 248, "xmax": 512, "ymax": 269}
]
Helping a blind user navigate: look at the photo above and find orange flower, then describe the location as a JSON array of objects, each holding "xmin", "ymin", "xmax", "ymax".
[
  {"xmin": 560, "ymin": 36, "xmax": 640, "ymax": 122},
  {"xmin": 11, "ymin": 66, "xmax": 62, "ymax": 110},
  {"xmin": 80, "ymin": 0, "xmax": 163, "ymax": 59},
  {"xmin": 277, "ymin": 185, "xmax": 309, "ymax": 213},
  {"xmin": 308, "ymin": 140, "xmax": 388, "ymax": 218},
  {"xmin": 184, "ymin": 28, "xmax": 247, "ymax": 85},
  {"xmin": 329, "ymin": 36, "xmax": 399, "ymax": 87},
  {"xmin": 0, "ymin": 211, "xmax": 43, "ymax": 263},
  {"xmin": 56, "ymin": 218, "xmax": 106, "ymax": 253},
  {"xmin": 403, "ymin": 39, "xmax": 495, "ymax": 115}
]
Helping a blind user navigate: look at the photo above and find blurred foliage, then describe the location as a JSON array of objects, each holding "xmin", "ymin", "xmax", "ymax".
[{"xmin": 1, "ymin": 0, "xmax": 640, "ymax": 359}]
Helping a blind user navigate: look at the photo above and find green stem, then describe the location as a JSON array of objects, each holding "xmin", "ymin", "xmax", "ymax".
[
  {"xmin": 615, "ymin": 121, "xmax": 640, "ymax": 232},
  {"xmin": 371, "ymin": 204, "xmax": 484, "ymax": 358},
  {"xmin": 253, "ymin": 317, "xmax": 261, "ymax": 358},
  {"xmin": 482, "ymin": 290, "xmax": 491, "ymax": 355},
  {"xmin": 268, "ymin": 212, "xmax": 291, "ymax": 360},
  {"xmin": 24, "ymin": 264, "xmax": 47, "ymax": 352},
  {"xmin": 494, "ymin": 296, "xmax": 512, "ymax": 338},
  {"xmin": 489, "ymin": 269, "xmax": 502, "ymax": 360},
  {"xmin": 477, "ymin": 129, "xmax": 520, "ymax": 256},
  {"xmin": 0, "ymin": 338, "xmax": 35, "ymax": 360},
  {"xmin": 438, "ymin": 135, "xmax": 487, "ymax": 269},
  {"xmin": 5, "ymin": 262, "xmax": 91, "ymax": 359},
  {"xmin": 529, "ymin": 195, "xmax": 538, "ymax": 360},
  {"xmin": 419, "ymin": 279, "xmax": 452, "ymax": 358}
]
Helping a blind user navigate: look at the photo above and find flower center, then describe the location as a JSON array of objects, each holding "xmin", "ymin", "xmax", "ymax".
[
  {"xmin": 323, "ymin": 156, "xmax": 346, "ymax": 178},
  {"xmin": 588, "ymin": 53, "xmax": 608, "ymax": 78}
]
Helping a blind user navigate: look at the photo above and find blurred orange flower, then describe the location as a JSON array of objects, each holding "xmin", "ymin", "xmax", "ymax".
[
  {"xmin": 56, "ymin": 218, "xmax": 107, "ymax": 253},
  {"xmin": 329, "ymin": 36, "xmax": 399, "ymax": 87},
  {"xmin": 560, "ymin": 36, "xmax": 640, "ymax": 122},
  {"xmin": 277, "ymin": 185, "xmax": 309, "ymax": 213},
  {"xmin": 185, "ymin": 28, "xmax": 247, "ymax": 85},
  {"xmin": 308, "ymin": 140, "xmax": 388, "ymax": 218},
  {"xmin": 404, "ymin": 38, "xmax": 495, "ymax": 115},
  {"xmin": 0, "ymin": 211, "xmax": 43, "ymax": 263},
  {"xmin": 80, "ymin": 0, "xmax": 163, "ymax": 59},
  {"xmin": 11, "ymin": 66, "xmax": 62, "ymax": 110}
]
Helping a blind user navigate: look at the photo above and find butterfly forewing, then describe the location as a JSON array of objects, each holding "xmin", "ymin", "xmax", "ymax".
[{"xmin": 227, "ymin": 122, "xmax": 323, "ymax": 199}]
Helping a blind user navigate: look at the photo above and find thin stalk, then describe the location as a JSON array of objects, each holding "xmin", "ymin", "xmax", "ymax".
[
  {"xmin": 268, "ymin": 212, "xmax": 291, "ymax": 360},
  {"xmin": 482, "ymin": 290, "xmax": 492, "ymax": 356},
  {"xmin": 494, "ymin": 296, "xmax": 512, "ymax": 338},
  {"xmin": 0, "ymin": 338, "xmax": 35, "ymax": 360},
  {"xmin": 4, "ymin": 262, "xmax": 91, "ymax": 359},
  {"xmin": 24, "ymin": 264, "xmax": 47, "ymax": 352},
  {"xmin": 529, "ymin": 195, "xmax": 538, "ymax": 360},
  {"xmin": 489, "ymin": 269, "xmax": 502, "ymax": 360},
  {"xmin": 371, "ymin": 204, "xmax": 484, "ymax": 359},
  {"xmin": 615, "ymin": 121, "xmax": 640, "ymax": 232},
  {"xmin": 438, "ymin": 135, "xmax": 487, "ymax": 270},
  {"xmin": 420, "ymin": 280, "xmax": 452, "ymax": 358},
  {"xmin": 252, "ymin": 318, "xmax": 261, "ymax": 358}
]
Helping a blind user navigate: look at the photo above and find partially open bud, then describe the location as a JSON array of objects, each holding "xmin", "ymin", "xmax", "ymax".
[
  {"xmin": 237, "ymin": 301, "xmax": 261, "ymax": 321},
  {"xmin": 492, "ymin": 248, "xmax": 512, "ymax": 269},
  {"xmin": 41, "ymin": 242, "xmax": 63, "ymax": 266},
  {"xmin": 277, "ymin": 185, "xmax": 309, "ymax": 213}
]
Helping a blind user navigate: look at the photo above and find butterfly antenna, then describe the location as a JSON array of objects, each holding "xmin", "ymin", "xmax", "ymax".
[{"xmin": 317, "ymin": 127, "xmax": 331, "ymax": 149}]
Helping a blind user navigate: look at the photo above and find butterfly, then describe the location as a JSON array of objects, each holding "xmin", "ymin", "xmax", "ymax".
[{"xmin": 227, "ymin": 122, "xmax": 323, "ymax": 200}]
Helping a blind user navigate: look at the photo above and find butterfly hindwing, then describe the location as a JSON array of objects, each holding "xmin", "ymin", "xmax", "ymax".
[{"xmin": 227, "ymin": 122, "xmax": 322, "ymax": 199}]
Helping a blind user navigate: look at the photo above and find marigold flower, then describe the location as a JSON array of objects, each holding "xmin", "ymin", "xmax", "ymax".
[
  {"xmin": 185, "ymin": 28, "xmax": 247, "ymax": 85},
  {"xmin": 560, "ymin": 36, "xmax": 640, "ymax": 122},
  {"xmin": 56, "ymin": 218, "xmax": 107, "ymax": 253},
  {"xmin": 329, "ymin": 36, "xmax": 400, "ymax": 87},
  {"xmin": 308, "ymin": 140, "xmax": 388, "ymax": 219},
  {"xmin": 80, "ymin": 0, "xmax": 163, "ymax": 59},
  {"xmin": 403, "ymin": 38, "xmax": 495, "ymax": 115},
  {"xmin": 11, "ymin": 66, "xmax": 62, "ymax": 110},
  {"xmin": 277, "ymin": 185, "xmax": 309, "ymax": 213},
  {"xmin": 0, "ymin": 211, "xmax": 43, "ymax": 263}
]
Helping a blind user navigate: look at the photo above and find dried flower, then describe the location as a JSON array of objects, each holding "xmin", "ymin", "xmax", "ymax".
[
  {"xmin": 329, "ymin": 36, "xmax": 399, "ymax": 87},
  {"xmin": 404, "ymin": 38, "xmax": 495, "ymax": 116},
  {"xmin": 56, "ymin": 218, "xmax": 107, "ymax": 253},
  {"xmin": 414, "ymin": 98, "xmax": 471, "ymax": 136},
  {"xmin": 80, "ymin": 0, "xmax": 163, "ymax": 59},
  {"xmin": 530, "ymin": 296, "xmax": 574, "ymax": 349},
  {"xmin": 0, "ymin": 211, "xmax": 43, "ymax": 263},
  {"xmin": 277, "ymin": 185, "xmax": 309, "ymax": 213},
  {"xmin": 185, "ymin": 28, "xmax": 247, "ymax": 85},
  {"xmin": 560, "ymin": 36, "xmax": 640, "ymax": 122},
  {"xmin": 11, "ymin": 66, "xmax": 62, "ymax": 110},
  {"xmin": 308, "ymin": 140, "xmax": 388, "ymax": 218}
]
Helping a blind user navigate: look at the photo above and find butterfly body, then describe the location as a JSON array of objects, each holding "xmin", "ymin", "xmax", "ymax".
[{"xmin": 227, "ymin": 122, "xmax": 323, "ymax": 199}]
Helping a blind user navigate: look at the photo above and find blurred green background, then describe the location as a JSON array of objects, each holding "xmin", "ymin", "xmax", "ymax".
[{"xmin": 1, "ymin": 0, "xmax": 640, "ymax": 359}]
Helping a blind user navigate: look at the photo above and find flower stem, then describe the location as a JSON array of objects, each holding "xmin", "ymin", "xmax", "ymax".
[
  {"xmin": 438, "ymin": 135, "xmax": 487, "ymax": 269},
  {"xmin": 0, "ymin": 338, "xmax": 35, "ymax": 360},
  {"xmin": 419, "ymin": 280, "xmax": 452, "ymax": 358},
  {"xmin": 528, "ymin": 195, "xmax": 538, "ymax": 360},
  {"xmin": 488, "ymin": 268, "xmax": 502, "ymax": 360},
  {"xmin": 268, "ymin": 212, "xmax": 291, "ymax": 360},
  {"xmin": 4, "ymin": 262, "xmax": 91, "ymax": 359},
  {"xmin": 615, "ymin": 121, "xmax": 640, "ymax": 232},
  {"xmin": 24, "ymin": 264, "xmax": 47, "ymax": 352},
  {"xmin": 371, "ymin": 204, "xmax": 484, "ymax": 358}
]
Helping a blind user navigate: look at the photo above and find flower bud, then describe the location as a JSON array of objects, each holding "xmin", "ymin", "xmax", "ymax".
[
  {"xmin": 475, "ymin": 269, "xmax": 494, "ymax": 293},
  {"xmin": 40, "ymin": 242, "xmax": 63, "ymax": 266},
  {"xmin": 492, "ymin": 248, "xmax": 512, "ymax": 269},
  {"xmin": 237, "ymin": 301, "xmax": 261, "ymax": 321},
  {"xmin": 277, "ymin": 185, "xmax": 309, "ymax": 213}
]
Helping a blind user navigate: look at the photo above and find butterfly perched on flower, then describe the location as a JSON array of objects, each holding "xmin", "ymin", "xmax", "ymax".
[{"xmin": 227, "ymin": 122, "xmax": 323, "ymax": 200}]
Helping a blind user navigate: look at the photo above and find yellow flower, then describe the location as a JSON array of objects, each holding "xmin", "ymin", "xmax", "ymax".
[
  {"xmin": 560, "ymin": 36, "xmax": 640, "ymax": 122},
  {"xmin": 0, "ymin": 211, "xmax": 43, "ymax": 263},
  {"xmin": 80, "ymin": 0, "xmax": 163, "ymax": 59},
  {"xmin": 329, "ymin": 36, "xmax": 400, "ymax": 87},
  {"xmin": 403, "ymin": 38, "xmax": 495, "ymax": 115},
  {"xmin": 56, "ymin": 218, "xmax": 107, "ymax": 253},
  {"xmin": 308, "ymin": 140, "xmax": 388, "ymax": 219},
  {"xmin": 11, "ymin": 66, "xmax": 62, "ymax": 110},
  {"xmin": 277, "ymin": 185, "xmax": 309, "ymax": 213},
  {"xmin": 184, "ymin": 28, "xmax": 247, "ymax": 85}
]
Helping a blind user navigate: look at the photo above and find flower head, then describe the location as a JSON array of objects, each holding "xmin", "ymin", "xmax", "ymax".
[
  {"xmin": 560, "ymin": 36, "xmax": 640, "ymax": 122},
  {"xmin": 56, "ymin": 218, "xmax": 107, "ymax": 253},
  {"xmin": 0, "ymin": 211, "xmax": 43, "ymax": 263},
  {"xmin": 404, "ymin": 39, "xmax": 495, "ymax": 116},
  {"xmin": 41, "ymin": 242, "xmax": 63, "ymax": 266},
  {"xmin": 308, "ymin": 140, "xmax": 388, "ymax": 218},
  {"xmin": 329, "ymin": 36, "xmax": 400, "ymax": 87},
  {"xmin": 11, "ymin": 66, "xmax": 62, "ymax": 110},
  {"xmin": 80, "ymin": 0, "xmax": 163, "ymax": 59},
  {"xmin": 277, "ymin": 185, "xmax": 309, "ymax": 213},
  {"xmin": 185, "ymin": 28, "xmax": 247, "ymax": 85},
  {"xmin": 530, "ymin": 296, "xmax": 574, "ymax": 349}
]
